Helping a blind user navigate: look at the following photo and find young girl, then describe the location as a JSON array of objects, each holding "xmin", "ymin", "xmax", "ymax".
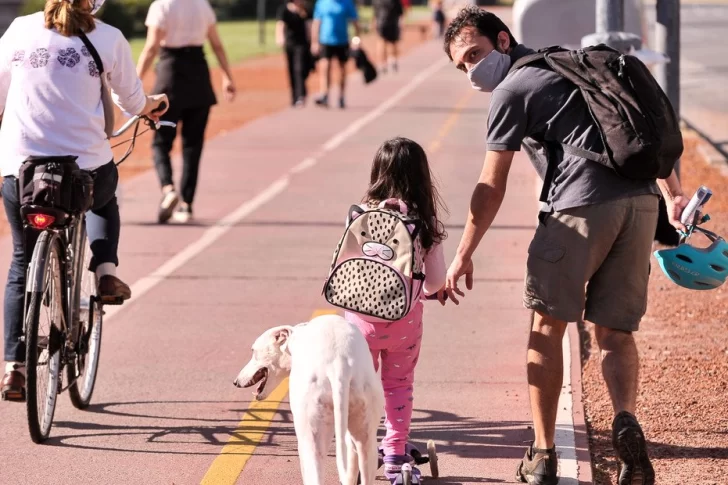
[{"xmin": 345, "ymin": 137, "xmax": 447, "ymax": 483}]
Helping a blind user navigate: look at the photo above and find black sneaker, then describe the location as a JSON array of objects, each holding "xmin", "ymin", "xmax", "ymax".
[
  {"xmin": 314, "ymin": 95, "xmax": 329, "ymax": 108},
  {"xmin": 339, "ymin": 97, "xmax": 346, "ymax": 109},
  {"xmin": 516, "ymin": 443, "xmax": 559, "ymax": 485},
  {"xmin": 612, "ymin": 411, "xmax": 655, "ymax": 485}
]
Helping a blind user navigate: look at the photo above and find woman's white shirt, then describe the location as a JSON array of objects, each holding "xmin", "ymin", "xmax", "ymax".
[
  {"xmin": 0, "ymin": 13, "xmax": 147, "ymax": 177},
  {"xmin": 145, "ymin": 0, "xmax": 217, "ymax": 48}
]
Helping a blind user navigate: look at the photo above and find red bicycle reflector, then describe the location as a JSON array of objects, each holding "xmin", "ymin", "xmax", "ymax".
[{"xmin": 27, "ymin": 214, "xmax": 55, "ymax": 229}]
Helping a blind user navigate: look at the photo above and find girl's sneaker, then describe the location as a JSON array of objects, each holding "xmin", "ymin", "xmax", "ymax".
[{"xmin": 384, "ymin": 455, "xmax": 422, "ymax": 484}]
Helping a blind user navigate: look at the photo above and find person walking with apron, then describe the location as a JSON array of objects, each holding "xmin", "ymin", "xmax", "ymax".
[{"xmin": 136, "ymin": 0, "xmax": 237, "ymax": 224}]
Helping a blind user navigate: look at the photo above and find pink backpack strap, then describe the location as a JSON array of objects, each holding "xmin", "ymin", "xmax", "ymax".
[{"xmin": 378, "ymin": 198, "xmax": 409, "ymax": 215}]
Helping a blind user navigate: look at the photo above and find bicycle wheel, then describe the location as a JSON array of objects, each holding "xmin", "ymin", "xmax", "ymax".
[
  {"xmin": 25, "ymin": 231, "xmax": 63, "ymax": 444},
  {"xmin": 67, "ymin": 235, "xmax": 102, "ymax": 409}
]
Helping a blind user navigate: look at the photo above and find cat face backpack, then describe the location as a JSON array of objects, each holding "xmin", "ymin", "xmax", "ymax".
[{"xmin": 323, "ymin": 199, "xmax": 426, "ymax": 321}]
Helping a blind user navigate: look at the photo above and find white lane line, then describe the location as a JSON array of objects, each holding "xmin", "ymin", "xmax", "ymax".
[
  {"xmin": 533, "ymin": 176, "xmax": 579, "ymax": 483},
  {"xmin": 104, "ymin": 56, "xmax": 449, "ymax": 321}
]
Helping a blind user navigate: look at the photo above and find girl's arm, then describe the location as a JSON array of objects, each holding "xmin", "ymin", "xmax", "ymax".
[{"xmin": 422, "ymin": 243, "xmax": 446, "ymax": 296}]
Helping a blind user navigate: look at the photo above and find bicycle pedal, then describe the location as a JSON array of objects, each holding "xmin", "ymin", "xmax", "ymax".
[
  {"xmin": 1, "ymin": 388, "xmax": 26, "ymax": 402},
  {"xmin": 98, "ymin": 296, "xmax": 125, "ymax": 306}
]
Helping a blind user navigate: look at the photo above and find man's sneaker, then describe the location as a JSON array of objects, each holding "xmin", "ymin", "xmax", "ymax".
[
  {"xmin": 516, "ymin": 443, "xmax": 559, "ymax": 485},
  {"xmin": 158, "ymin": 189, "xmax": 179, "ymax": 224},
  {"xmin": 97, "ymin": 275, "xmax": 132, "ymax": 305},
  {"xmin": 1, "ymin": 364, "xmax": 26, "ymax": 402},
  {"xmin": 172, "ymin": 204, "xmax": 193, "ymax": 224},
  {"xmin": 339, "ymin": 97, "xmax": 346, "ymax": 109},
  {"xmin": 612, "ymin": 411, "xmax": 655, "ymax": 485}
]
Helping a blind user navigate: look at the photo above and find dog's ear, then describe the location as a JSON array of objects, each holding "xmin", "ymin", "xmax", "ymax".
[{"xmin": 273, "ymin": 326, "xmax": 295, "ymax": 354}]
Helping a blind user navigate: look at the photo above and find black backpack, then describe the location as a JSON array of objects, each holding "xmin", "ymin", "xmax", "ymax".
[{"xmin": 510, "ymin": 44, "xmax": 683, "ymax": 199}]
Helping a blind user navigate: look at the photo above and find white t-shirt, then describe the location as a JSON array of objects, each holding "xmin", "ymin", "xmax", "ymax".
[
  {"xmin": 0, "ymin": 13, "xmax": 147, "ymax": 177},
  {"xmin": 145, "ymin": 0, "xmax": 217, "ymax": 48}
]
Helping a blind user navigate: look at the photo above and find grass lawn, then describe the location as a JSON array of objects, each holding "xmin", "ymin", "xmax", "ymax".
[{"xmin": 128, "ymin": 5, "xmax": 429, "ymax": 67}]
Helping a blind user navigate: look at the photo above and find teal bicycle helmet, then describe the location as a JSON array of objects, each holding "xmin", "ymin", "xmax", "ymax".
[{"xmin": 654, "ymin": 225, "xmax": 728, "ymax": 290}]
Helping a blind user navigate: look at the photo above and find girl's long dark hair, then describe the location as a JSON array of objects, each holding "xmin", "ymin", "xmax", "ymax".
[{"xmin": 365, "ymin": 137, "xmax": 447, "ymax": 250}]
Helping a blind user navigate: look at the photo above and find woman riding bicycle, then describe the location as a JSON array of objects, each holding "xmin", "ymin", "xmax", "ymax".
[{"xmin": 0, "ymin": 0, "xmax": 168, "ymax": 401}]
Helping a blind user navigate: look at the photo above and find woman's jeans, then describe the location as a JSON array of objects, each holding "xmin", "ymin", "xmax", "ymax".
[{"xmin": 2, "ymin": 161, "xmax": 120, "ymax": 363}]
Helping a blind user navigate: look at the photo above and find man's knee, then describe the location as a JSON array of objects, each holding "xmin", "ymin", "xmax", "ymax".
[
  {"xmin": 528, "ymin": 311, "xmax": 568, "ymax": 352},
  {"xmin": 594, "ymin": 324, "xmax": 634, "ymax": 351}
]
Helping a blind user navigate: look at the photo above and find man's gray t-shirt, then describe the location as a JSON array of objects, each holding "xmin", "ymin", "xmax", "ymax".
[{"xmin": 486, "ymin": 44, "xmax": 660, "ymax": 213}]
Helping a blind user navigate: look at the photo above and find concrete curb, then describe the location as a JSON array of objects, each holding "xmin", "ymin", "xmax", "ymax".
[{"xmin": 569, "ymin": 323, "xmax": 594, "ymax": 484}]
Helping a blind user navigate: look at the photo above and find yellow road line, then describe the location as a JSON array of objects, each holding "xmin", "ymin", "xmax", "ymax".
[
  {"xmin": 200, "ymin": 308, "xmax": 339, "ymax": 485},
  {"xmin": 428, "ymin": 89, "xmax": 475, "ymax": 154}
]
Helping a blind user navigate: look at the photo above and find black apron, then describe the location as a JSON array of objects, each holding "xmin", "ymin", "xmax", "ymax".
[{"xmin": 153, "ymin": 46, "xmax": 217, "ymax": 111}]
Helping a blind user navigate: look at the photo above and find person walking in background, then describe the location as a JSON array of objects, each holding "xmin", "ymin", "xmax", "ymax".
[
  {"xmin": 136, "ymin": 0, "xmax": 237, "ymax": 224},
  {"xmin": 372, "ymin": 0, "xmax": 403, "ymax": 73},
  {"xmin": 276, "ymin": 0, "xmax": 313, "ymax": 108},
  {"xmin": 431, "ymin": 0, "xmax": 445, "ymax": 38},
  {"xmin": 311, "ymin": 0, "xmax": 361, "ymax": 109}
]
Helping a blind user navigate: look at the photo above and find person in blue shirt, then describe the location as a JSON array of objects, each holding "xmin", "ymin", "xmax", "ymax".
[{"xmin": 311, "ymin": 0, "xmax": 360, "ymax": 109}]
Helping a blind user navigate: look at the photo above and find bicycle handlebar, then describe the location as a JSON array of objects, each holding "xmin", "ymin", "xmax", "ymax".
[{"xmin": 111, "ymin": 102, "xmax": 175, "ymax": 138}]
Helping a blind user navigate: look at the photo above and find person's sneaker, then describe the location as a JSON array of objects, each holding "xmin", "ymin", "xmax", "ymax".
[
  {"xmin": 1, "ymin": 364, "xmax": 26, "ymax": 402},
  {"xmin": 158, "ymin": 189, "xmax": 179, "ymax": 224},
  {"xmin": 97, "ymin": 275, "xmax": 132, "ymax": 305},
  {"xmin": 612, "ymin": 411, "xmax": 655, "ymax": 485},
  {"xmin": 172, "ymin": 204, "xmax": 193, "ymax": 224},
  {"xmin": 516, "ymin": 443, "xmax": 559, "ymax": 485},
  {"xmin": 384, "ymin": 456, "xmax": 421, "ymax": 484},
  {"xmin": 314, "ymin": 94, "xmax": 329, "ymax": 108},
  {"xmin": 339, "ymin": 97, "xmax": 346, "ymax": 109}
]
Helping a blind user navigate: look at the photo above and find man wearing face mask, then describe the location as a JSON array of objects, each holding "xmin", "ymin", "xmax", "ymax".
[{"xmin": 438, "ymin": 6, "xmax": 690, "ymax": 485}]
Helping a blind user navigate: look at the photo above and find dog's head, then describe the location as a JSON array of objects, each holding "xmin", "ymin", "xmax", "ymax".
[{"xmin": 233, "ymin": 325, "xmax": 294, "ymax": 401}]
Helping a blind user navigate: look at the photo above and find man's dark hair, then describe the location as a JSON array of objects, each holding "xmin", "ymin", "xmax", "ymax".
[{"xmin": 443, "ymin": 6, "xmax": 518, "ymax": 59}]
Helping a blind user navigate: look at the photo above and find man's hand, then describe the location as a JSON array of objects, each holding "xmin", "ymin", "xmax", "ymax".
[
  {"xmin": 445, "ymin": 255, "xmax": 474, "ymax": 305},
  {"xmin": 311, "ymin": 42, "xmax": 320, "ymax": 57},
  {"xmin": 666, "ymin": 194, "xmax": 690, "ymax": 232}
]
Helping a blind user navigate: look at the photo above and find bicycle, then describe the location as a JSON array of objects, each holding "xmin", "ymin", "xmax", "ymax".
[{"xmin": 19, "ymin": 111, "xmax": 175, "ymax": 443}]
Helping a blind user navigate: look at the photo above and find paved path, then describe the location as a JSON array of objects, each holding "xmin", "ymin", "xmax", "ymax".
[{"xmin": 0, "ymin": 40, "xmax": 590, "ymax": 484}]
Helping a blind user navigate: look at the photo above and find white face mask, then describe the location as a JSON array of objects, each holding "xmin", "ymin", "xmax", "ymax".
[
  {"xmin": 467, "ymin": 48, "xmax": 512, "ymax": 93},
  {"xmin": 65, "ymin": 0, "xmax": 106, "ymax": 15},
  {"xmin": 90, "ymin": 0, "xmax": 106, "ymax": 14}
]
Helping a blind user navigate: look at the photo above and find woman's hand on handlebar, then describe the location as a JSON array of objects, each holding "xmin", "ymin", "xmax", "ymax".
[{"xmin": 141, "ymin": 94, "xmax": 169, "ymax": 122}]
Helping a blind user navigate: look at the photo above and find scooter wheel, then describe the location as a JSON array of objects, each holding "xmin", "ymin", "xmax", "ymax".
[{"xmin": 427, "ymin": 440, "xmax": 439, "ymax": 478}]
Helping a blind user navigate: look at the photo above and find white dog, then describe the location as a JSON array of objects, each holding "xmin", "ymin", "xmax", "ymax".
[{"xmin": 234, "ymin": 314, "xmax": 384, "ymax": 485}]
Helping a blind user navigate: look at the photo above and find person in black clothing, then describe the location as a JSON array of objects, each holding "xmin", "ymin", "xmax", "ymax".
[
  {"xmin": 276, "ymin": 0, "xmax": 312, "ymax": 107},
  {"xmin": 372, "ymin": 0, "xmax": 403, "ymax": 72}
]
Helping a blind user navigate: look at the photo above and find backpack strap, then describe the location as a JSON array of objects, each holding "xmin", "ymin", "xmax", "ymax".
[{"xmin": 77, "ymin": 31, "xmax": 104, "ymax": 75}]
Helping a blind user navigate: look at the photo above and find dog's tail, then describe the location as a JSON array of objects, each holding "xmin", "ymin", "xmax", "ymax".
[{"xmin": 330, "ymin": 359, "xmax": 351, "ymax": 483}]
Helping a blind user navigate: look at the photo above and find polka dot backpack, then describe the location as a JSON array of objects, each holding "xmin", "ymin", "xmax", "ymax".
[{"xmin": 323, "ymin": 198, "xmax": 426, "ymax": 322}]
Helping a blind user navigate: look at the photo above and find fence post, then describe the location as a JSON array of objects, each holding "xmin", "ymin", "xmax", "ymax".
[
  {"xmin": 655, "ymin": 0, "xmax": 681, "ymax": 175},
  {"xmin": 258, "ymin": 0, "xmax": 266, "ymax": 45},
  {"xmin": 596, "ymin": 0, "xmax": 624, "ymax": 32}
]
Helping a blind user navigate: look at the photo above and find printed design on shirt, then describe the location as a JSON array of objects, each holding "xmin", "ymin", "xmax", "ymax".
[
  {"xmin": 11, "ymin": 50, "xmax": 25, "ymax": 63},
  {"xmin": 29, "ymin": 48, "xmax": 50, "ymax": 68},
  {"xmin": 81, "ymin": 46, "xmax": 91, "ymax": 58},
  {"xmin": 88, "ymin": 60, "xmax": 100, "ymax": 78},
  {"xmin": 57, "ymin": 48, "xmax": 81, "ymax": 68}
]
